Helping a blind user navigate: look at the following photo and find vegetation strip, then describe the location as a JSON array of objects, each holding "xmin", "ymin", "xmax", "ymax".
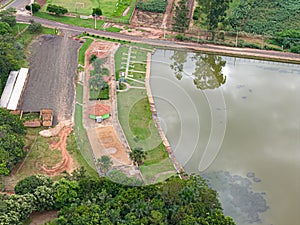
[{"xmin": 144, "ymin": 53, "xmax": 184, "ymax": 176}]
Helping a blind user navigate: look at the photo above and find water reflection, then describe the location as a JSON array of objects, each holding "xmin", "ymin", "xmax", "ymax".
[
  {"xmin": 169, "ymin": 51, "xmax": 188, "ymax": 80},
  {"xmin": 192, "ymin": 54, "xmax": 226, "ymax": 90},
  {"xmin": 170, "ymin": 52, "xmax": 227, "ymax": 90}
]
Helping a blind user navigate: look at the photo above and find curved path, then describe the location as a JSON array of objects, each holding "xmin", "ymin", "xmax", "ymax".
[
  {"xmin": 16, "ymin": 15, "xmax": 300, "ymax": 64},
  {"xmin": 151, "ymin": 170, "xmax": 176, "ymax": 184}
]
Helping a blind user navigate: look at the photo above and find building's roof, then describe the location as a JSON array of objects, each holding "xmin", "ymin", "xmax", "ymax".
[
  {"xmin": 7, "ymin": 68, "xmax": 29, "ymax": 110},
  {"xmin": 0, "ymin": 71, "xmax": 19, "ymax": 108}
]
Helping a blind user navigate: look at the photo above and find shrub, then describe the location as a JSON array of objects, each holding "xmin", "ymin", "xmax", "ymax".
[
  {"xmin": 15, "ymin": 175, "xmax": 54, "ymax": 195},
  {"xmin": 46, "ymin": 4, "xmax": 68, "ymax": 16},
  {"xmin": 25, "ymin": 3, "xmax": 41, "ymax": 13}
]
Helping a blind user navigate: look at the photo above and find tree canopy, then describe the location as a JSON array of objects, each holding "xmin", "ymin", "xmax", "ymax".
[
  {"xmin": 0, "ymin": 109, "xmax": 26, "ymax": 175},
  {"xmin": 1, "ymin": 170, "xmax": 235, "ymax": 225},
  {"xmin": 46, "ymin": 4, "xmax": 68, "ymax": 16}
]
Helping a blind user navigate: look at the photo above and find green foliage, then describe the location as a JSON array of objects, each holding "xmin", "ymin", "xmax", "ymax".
[
  {"xmin": 96, "ymin": 155, "xmax": 113, "ymax": 174},
  {"xmin": 92, "ymin": 7, "xmax": 102, "ymax": 16},
  {"xmin": 199, "ymin": 0, "xmax": 232, "ymax": 39},
  {"xmin": 0, "ymin": 8, "xmax": 16, "ymax": 27},
  {"xmin": 193, "ymin": 6, "xmax": 200, "ymax": 20},
  {"xmin": 0, "ymin": 21, "xmax": 11, "ymax": 35},
  {"xmin": 172, "ymin": 0, "xmax": 189, "ymax": 32},
  {"xmin": 89, "ymin": 54, "xmax": 97, "ymax": 64},
  {"xmin": 1, "ymin": 171, "xmax": 235, "ymax": 225},
  {"xmin": 46, "ymin": 4, "xmax": 68, "ymax": 16},
  {"xmin": 136, "ymin": 0, "xmax": 168, "ymax": 13},
  {"xmin": 228, "ymin": 0, "xmax": 300, "ymax": 35},
  {"xmin": 28, "ymin": 20, "xmax": 42, "ymax": 34},
  {"xmin": 0, "ymin": 109, "xmax": 26, "ymax": 175},
  {"xmin": 129, "ymin": 147, "xmax": 147, "ymax": 166},
  {"xmin": 14, "ymin": 174, "xmax": 53, "ymax": 195},
  {"xmin": 25, "ymin": 3, "xmax": 41, "ymax": 13}
]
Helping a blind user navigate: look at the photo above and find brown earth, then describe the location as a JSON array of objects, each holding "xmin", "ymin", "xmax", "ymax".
[
  {"xmin": 21, "ymin": 34, "xmax": 81, "ymax": 125},
  {"xmin": 95, "ymin": 126, "xmax": 131, "ymax": 165},
  {"xmin": 41, "ymin": 125, "xmax": 73, "ymax": 176},
  {"xmin": 131, "ymin": 9, "xmax": 164, "ymax": 28},
  {"xmin": 29, "ymin": 210, "xmax": 58, "ymax": 225}
]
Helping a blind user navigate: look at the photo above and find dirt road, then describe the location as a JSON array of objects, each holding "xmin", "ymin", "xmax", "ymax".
[{"xmin": 21, "ymin": 34, "xmax": 81, "ymax": 124}]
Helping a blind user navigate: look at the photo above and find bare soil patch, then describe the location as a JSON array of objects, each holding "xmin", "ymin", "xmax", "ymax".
[
  {"xmin": 95, "ymin": 126, "xmax": 131, "ymax": 166},
  {"xmin": 131, "ymin": 9, "xmax": 164, "ymax": 28},
  {"xmin": 41, "ymin": 125, "xmax": 73, "ymax": 176},
  {"xmin": 29, "ymin": 210, "xmax": 58, "ymax": 225},
  {"xmin": 21, "ymin": 34, "xmax": 81, "ymax": 125}
]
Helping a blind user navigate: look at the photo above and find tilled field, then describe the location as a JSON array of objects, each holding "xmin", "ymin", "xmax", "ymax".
[{"xmin": 21, "ymin": 34, "xmax": 81, "ymax": 124}]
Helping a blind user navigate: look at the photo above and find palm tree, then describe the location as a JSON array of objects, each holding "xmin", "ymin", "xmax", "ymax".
[
  {"xmin": 129, "ymin": 147, "xmax": 147, "ymax": 166},
  {"xmin": 97, "ymin": 155, "xmax": 113, "ymax": 175}
]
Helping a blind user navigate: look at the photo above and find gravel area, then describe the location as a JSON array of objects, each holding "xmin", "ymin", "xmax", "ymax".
[{"xmin": 21, "ymin": 34, "xmax": 81, "ymax": 125}]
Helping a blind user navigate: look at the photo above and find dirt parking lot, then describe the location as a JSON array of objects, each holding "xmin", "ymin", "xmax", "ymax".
[{"xmin": 21, "ymin": 34, "xmax": 81, "ymax": 124}]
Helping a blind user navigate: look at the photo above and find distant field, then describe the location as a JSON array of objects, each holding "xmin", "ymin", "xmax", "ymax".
[{"xmin": 45, "ymin": 0, "xmax": 128, "ymax": 17}]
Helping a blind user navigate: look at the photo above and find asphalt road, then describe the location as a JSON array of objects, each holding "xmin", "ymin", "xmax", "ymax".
[
  {"xmin": 3, "ymin": 0, "xmax": 29, "ymax": 10},
  {"xmin": 16, "ymin": 14, "xmax": 300, "ymax": 64}
]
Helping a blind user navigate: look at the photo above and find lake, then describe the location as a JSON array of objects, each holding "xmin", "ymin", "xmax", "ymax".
[{"xmin": 150, "ymin": 49, "xmax": 300, "ymax": 225}]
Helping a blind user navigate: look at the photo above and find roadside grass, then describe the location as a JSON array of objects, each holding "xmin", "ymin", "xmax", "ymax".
[
  {"xmin": 74, "ymin": 103, "xmax": 97, "ymax": 170},
  {"xmin": 76, "ymin": 83, "xmax": 83, "ymax": 104},
  {"xmin": 67, "ymin": 133, "xmax": 98, "ymax": 178},
  {"xmin": 12, "ymin": 23, "xmax": 28, "ymax": 36},
  {"xmin": 114, "ymin": 45, "xmax": 129, "ymax": 80},
  {"xmin": 78, "ymin": 38, "xmax": 94, "ymax": 66},
  {"xmin": 156, "ymin": 172, "xmax": 176, "ymax": 183},
  {"xmin": 126, "ymin": 79, "xmax": 145, "ymax": 87},
  {"xmin": 34, "ymin": 12, "xmax": 104, "ymax": 29},
  {"xmin": 140, "ymin": 158, "xmax": 175, "ymax": 184}
]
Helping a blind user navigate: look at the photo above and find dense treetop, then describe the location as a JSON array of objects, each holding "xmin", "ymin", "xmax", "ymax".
[{"xmin": 0, "ymin": 170, "xmax": 235, "ymax": 224}]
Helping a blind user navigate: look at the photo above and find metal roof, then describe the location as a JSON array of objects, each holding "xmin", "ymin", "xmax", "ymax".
[
  {"xmin": 7, "ymin": 68, "xmax": 29, "ymax": 110},
  {"xmin": 0, "ymin": 71, "xmax": 19, "ymax": 108}
]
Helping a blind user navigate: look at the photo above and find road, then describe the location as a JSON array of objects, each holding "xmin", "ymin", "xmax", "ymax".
[
  {"xmin": 16, "ymin": 14, "xmax": 300, "ymax": 64},
  {"xmin": 2, "ymin": 0, "xmax": 29, "ymax": 10}
]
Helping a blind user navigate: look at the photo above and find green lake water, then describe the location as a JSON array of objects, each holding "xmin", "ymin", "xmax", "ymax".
[{"xmin": 150, "ymin": 49, "xmax": 300, "ymax": 225}]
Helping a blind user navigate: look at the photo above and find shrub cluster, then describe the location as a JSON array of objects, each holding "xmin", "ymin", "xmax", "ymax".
[{"xmin": 136, "ymin": 0, "xmax": 167, "ymax": 13}]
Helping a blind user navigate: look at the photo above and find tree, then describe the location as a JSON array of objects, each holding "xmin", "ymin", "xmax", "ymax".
[
  {"xmin": 199, "ymin": 0, "xmax": 232, "ymax": 39},
  {"xmin": 46, "ymin": 4, "xmax": 68, "ymax": 16},
  {"xmin": 172, "ymin": 0, "xmax": 189, "ymax": 33},
  {"xmin": 129, "ymin": 147, "xmax": 147, "ymax": 166},
  {"xmin": 28, "ymin": 19, "xmax": 42, "ymax": 34},
  {"xmin": 93, "ymin": 57, "xmax": 107, "ymax": 74},
  {"xmin": 92, "ymin": 8, "xmax": 102, "ymax": 17},
  {"xmin": 25, "ymin": 3, "xmax": 41, "ymax": 13},
  {"xmin": 14, "ymin": 174, "xmax": 53, "ymax": 195},
  {"xmin": 97, "ymin": 155, "xmax": 113, "ymax": 175},
  {"xmin": 192, "ymin": 53, "xmax": 226, "ymax": 90},
  {"xmin": 0, "ymin": 21, "xmax": 11, "ymax": 35},
  {"xmin": 0, "ymin": 8, "xmax": 16, "ymax": 27},
  {"xmin": 89, "ymin": 74, "xmax": 107, "ymax": 92},
  {"xmin": 53, "ymin": 178, "xmax": 79, "ymax": 208},
  {"xmin": 89, "ymin": 54, "xmax": 97, "ymax": 64},
  {"xmin": 0, "ymin": 108, "xmax": 25, "ymax": 135},
  {"xmin": 170, "ymin": 51, "xmax": 188, "ymax": 80}
]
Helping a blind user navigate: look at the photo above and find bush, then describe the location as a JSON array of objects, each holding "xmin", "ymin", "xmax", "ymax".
[
  {"xmin": 14, "ymin": 175, "xmax": 54, "ymax": 195},
  {"xmin": 25, "ymin": 3, "xmax": 41, "ymax": 13},
  {"xmin": 28, "ymin": 20, "xmax": 42, "ymax": 34},
  {"xmin": 175, "ymin": 34, "xmax": 184, "ymax": 41},
  {"xmin": 46, "ymin": 4, "xmax": 68, "ymax": 16},
  {"xmin": 290, "ymin": 45, "xmax": 300, "ymax": 53},
  {"xmin": 136, "ymin": 0, "xmax": 167, "ymax": 13}
]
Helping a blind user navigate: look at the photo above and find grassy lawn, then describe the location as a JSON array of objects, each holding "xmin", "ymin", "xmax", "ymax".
[
  {"xmin": 3, "ymin": 128, "xmax": 63, "ymax": 188},
  {"xmin": 90, "ymin": 85, "xmax": 109, "ymax": 100},
  {"xmin": 34, "ymin": 12, "xmax": 104, "ymax": 29},
  {"xmin": 140, "ymin": 158, "xmax": 175, "ymax": 184},
  {"xmin": 78, "ymin": 38, "xmax": 94, "ymax": 66},
  {"xmin": 117, "ymin": 89, "xmax": 175, "ymax": 183},
  {"xmin": 76, "ymin": 83, "xmax": 83, "ymax": 104},
  {"xmin": 12, "ymin": 23, "xmax": 29, "ymax": 36},
  {"xmin": 67, "ymin": 133, "xmax": 98, "ymax": 178},
  {"xmin": 74, "ymin": 103, "xmax": 97, "ymax": 170},
  {"xmin": 43, "ymin": 0, "xmax": 136, "ymax": 22},
  {"xmin": 129, "ymin": 97, "xmax": 152, "ymax": 140}
]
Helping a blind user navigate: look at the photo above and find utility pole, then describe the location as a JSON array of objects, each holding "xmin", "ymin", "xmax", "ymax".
[
  {"xmin": 94, "ymin": 15, "xmax": 96, "ymax": 29},
  {"xmin": 235, "ymin": 30, "xmax": 239, "ymax": 47}
]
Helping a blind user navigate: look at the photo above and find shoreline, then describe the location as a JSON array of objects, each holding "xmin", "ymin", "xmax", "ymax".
[{"xmin": 145, "ymin": 52, "xmax": 185, "ymax": 177}]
